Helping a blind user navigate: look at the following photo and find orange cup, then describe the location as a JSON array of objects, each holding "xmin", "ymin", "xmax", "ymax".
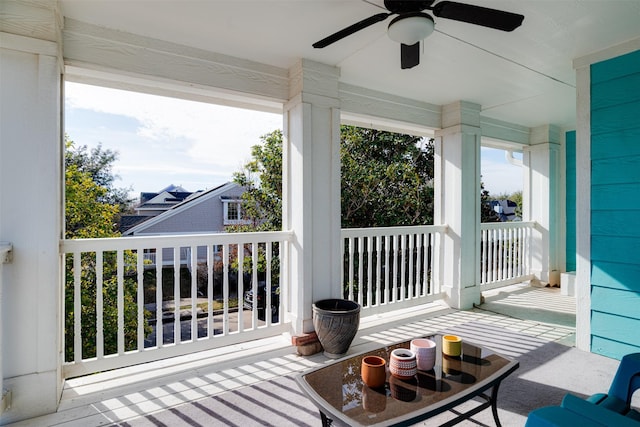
[{"xmin": 361, "ymin": 355, "xmax": 387, "ymax": 388}]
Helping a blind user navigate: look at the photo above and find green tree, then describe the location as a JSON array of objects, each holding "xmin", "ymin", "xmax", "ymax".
[
  {"xmin": 64, "ymin": 137, "xmax": 149, "ymax": 361},
  {"xmin": 340, "ymin": 126, "xmax": 433, "ymax": 227},
  {"xmin": 480, "ymin": 179, "xmax": 501, "ymax": 223},
  {"xmin": 231, "ymin": 130, "xmax": 283, "ymax": 231},
  {"xmin": 65, "ymin": 141, "xmax": 133, "ymax": 213},
  {"xmin": 233, "ymin": 126, "xmax": 434, "ymax": 230}
]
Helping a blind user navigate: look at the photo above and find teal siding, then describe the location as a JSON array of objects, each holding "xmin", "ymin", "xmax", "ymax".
[
  {"xmin": 565, "ymin": 131, "xmax": 576, "ymax": 272},
  {"xmin": 590, "ymin": 49, "xmax": 640, "ymax": 360}
]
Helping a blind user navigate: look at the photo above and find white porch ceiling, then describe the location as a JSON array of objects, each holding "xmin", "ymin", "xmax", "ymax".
[{"xmin": 59, "ymin": 0, "xmax": 640, "ymax": 130}]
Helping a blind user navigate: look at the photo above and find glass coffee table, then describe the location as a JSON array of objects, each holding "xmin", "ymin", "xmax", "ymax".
[{"xmin": 297, "ymin": 334, "xmax": 519, "ymax": 427}]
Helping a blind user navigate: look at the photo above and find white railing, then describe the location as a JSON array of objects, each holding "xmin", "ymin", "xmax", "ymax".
[
  {"xmin": 61, "ymin": 231, "xmax": 292, "ymax": 379},
  {"xmin": 341, "ymin": 225, "xmax": 448, "ymax": 315},
  {"xmin": 1, "ymin": 242, "xmax": 13, "ymax": 413},
  {"xmin": 480, "ymin": 221, "xmax": 535, "ymax": 290}
]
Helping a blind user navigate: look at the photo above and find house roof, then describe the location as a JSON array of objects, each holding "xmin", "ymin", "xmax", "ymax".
[
  {"xmin": 136, "ymin": 190, "xmax": 194, "ymax": 210},
  {"xmin": 123, "ymin": 182, "xmax": 242, "ymax": 236}
]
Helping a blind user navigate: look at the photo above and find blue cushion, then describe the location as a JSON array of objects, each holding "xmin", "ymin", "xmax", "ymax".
[
  {"xmin": 525, "ymin": 406, "xmax": 603, "ymax": 427},
  {"xmin": 561, "ymin": 394, "xmax": 640, "ymax": 426}
]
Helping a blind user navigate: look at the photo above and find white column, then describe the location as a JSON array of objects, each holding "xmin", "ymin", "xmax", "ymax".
[
  {"xmin": 434, "ymin": 102, "xmax": 482, "ymax": 309},
  {"xmin": 283, "ymin": 60, "xmax": 341, "ymax": 334},
  {"xmin": 0, "ymin": 4, "xmax": 64, "ymax": 423},
  {"xmin": 574, "ymin": 64, "xmax": 591, "ymax": 352},
  {"xmin": 522, "ymin": 125, "xmax": 561, "ymax": 284}
]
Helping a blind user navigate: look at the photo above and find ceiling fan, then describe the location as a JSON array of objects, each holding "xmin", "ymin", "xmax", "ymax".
[{"xmin": 312, "ymin": 0, "xmax": 524, "ymax": 69}]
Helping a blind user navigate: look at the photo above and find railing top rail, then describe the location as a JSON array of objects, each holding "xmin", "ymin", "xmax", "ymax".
[
  {"xmin": 341, "ymin": 224, "xmax": 448, "ymax": 238},
  {"xmin": 480, "ymin": 221, "xmax": 535, "ymax": 230},
  {"xmin": 61, "ymin": 230, "xmax": 294, "ymax": 252}
]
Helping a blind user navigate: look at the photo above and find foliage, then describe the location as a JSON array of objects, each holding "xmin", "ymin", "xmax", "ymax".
[
  {"xmin": 65, "ymin": 139, "xmax": 133, "ymax": 213},
  {"xmin": 64, "ymin": 137, "xmax": 150, "ymax": 362},
  {"xmin": 231, "ymin": 130, "xmax": 283, "ymax": 231},
  {"xmin": 480, "ymin": 178, "xmax": 501, "ymax": 223},
  {"xmin": 65, "ymin": 162, "xmax": 120, "ymax": 239},
  {"xmin": 232, "ymin": 126, "xmax": 435, "ymax": 230},
  {"xmin": 340, "ymin": 126, "xmax": 434, "ymax": 227}
]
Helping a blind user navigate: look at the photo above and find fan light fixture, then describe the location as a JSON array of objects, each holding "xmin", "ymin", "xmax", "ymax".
[{"xmin": 387, "ymin": 12, "xmax": 434, "ymax": 44}]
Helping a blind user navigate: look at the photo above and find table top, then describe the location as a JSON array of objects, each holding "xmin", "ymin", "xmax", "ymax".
[{"xmin": 297, "ymin": 334, "xmax": 519, "ymax": 427}]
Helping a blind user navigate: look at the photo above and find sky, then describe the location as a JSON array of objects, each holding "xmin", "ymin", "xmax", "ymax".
[{"xmin": 64, "ymin": 82, "xmax": 522, "ymax": 200}]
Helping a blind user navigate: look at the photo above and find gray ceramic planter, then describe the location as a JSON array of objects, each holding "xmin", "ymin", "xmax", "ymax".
[{"xmin": 312, "ymin": 299, "xmax": 361, "ymax": 358}]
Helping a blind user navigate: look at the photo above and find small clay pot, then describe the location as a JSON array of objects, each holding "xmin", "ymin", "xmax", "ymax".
[{"xmin": 361, "ymin": 355, "xmax": 387, "ymax": 388}]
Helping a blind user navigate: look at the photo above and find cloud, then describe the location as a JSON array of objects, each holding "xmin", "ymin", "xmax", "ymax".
[
  {"xmin": 65, "ymin": 82, "xmax": 282, "ymax": 194},
  {"xmin": 481, "ymin": 147, "xmax": 523, "ymax": 196}
]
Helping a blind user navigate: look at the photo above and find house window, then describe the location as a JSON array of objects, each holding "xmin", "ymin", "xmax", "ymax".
[
  {"xmin": 223, "ymin": 200, "xmax": 248, "ymax": 225},
  {"xmin": 227, "ymin": 202, "xmax": 240, "ymax": 221}
]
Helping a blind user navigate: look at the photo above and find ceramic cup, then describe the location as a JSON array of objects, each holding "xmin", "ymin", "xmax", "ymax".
[
  {"xmin": 442, "ymin": 334, "xmax": 462, "ymax": 357},
  {"xmin": 410, "ymin": 338, "xmax": 436, "ymax": 371},
  {"xmin": 361, "ymin": 355, "xmax": 387, "ymax": 388},
  {"xmin": 389, "ymin": 348, "xmax": 417, "ymax": 380}
]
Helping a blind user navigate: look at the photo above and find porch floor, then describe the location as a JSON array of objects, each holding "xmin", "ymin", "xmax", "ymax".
[{"xmin": 9, "ymin": 284, "xmax": 622, "ymax": 427}]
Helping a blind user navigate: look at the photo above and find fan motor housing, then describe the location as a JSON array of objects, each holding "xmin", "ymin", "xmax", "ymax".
[{"xmin": 384, "ymin": 0, "xmax": 434, "ymax": 14}]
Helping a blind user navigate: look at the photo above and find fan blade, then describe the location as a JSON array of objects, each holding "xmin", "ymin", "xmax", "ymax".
[
  {"xmin": 400, "ymin": 43, "xmax": 420, "ymax": 69},
  {"xmin": 432, "ymin": 1, "xmax": 524, "ymax": 32},
  {"xmin": 313, "ymin": 12, "xmax": 391, "ymax": 48}
]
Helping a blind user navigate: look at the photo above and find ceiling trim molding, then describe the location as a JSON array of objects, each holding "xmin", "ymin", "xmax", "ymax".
[
  {"xmin": 573, "ymin": 37, "xmax": 640, "ymax": 69},
  {"xmin": 480, "ymin": 116, "xmax": 530, "ymax": 147},
  {"xmin": 63, "ymin": 18, "xmax": 289, "ymax": 105},
  {"xmin": 339, "ymin": 83, "xmax": 441, "ymax": 132},
  {"xmin": 1, "ymin": 0, "xmax": 62, "ymax": 43}
]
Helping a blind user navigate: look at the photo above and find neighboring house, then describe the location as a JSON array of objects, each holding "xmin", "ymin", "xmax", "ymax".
[
  {"xmin": 489, "ymin": 199, "xmax": 520, "ymax": 222},
  {"xmin": 124, "ymin": 182, "xmax": 248, "ymax": 236},
  {"xmin": 134, "ymin": 184, "xmax": 194, "ymax": 216},
  {"xmin": 123, "ymin": 181, "xmax": 249, "ymax": 269}
]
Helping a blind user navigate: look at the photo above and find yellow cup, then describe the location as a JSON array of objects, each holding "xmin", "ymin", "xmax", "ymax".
[{"xmin": 442, "ymin": 335, "xmax": 462, "ymax": 357}]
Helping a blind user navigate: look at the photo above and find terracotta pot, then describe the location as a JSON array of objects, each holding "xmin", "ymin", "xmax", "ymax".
[
  {"xmin": 389, "ymin": 348, "xmax": 417, "ymax": 379},
  {"xmin": 313, "ymin": 299, "xmax": 361, "ymax": 358},
  {"xmin": 361, "ymin": 355, "xmax": 387, "ymax": 388}
]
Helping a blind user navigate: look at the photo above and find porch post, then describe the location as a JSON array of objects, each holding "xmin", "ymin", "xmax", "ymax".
[
  {"xmin": 283, "ymin": 60, "xmax": 341, "ymax": 334},
  {"xmin": 0, "ymin": 2, "xmax": 64, "ymax": 423},
  {"xmin": 434, "ymin": 102, "xmax": 482, "ymax": 309},
  {"xmin": 522, "ymin": 125, "xmax": 562, "ymax": 284}
]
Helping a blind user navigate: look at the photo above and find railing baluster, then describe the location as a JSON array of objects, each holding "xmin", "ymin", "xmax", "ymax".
[
  {"xmin": 206, "ymin": 245, "xmax": 214, "ymax": 336},
  {"xmin": 190, "ymin": 245, "xmax": 197, "ymax": 341},
  {"xmin": 137, "ymin": 248, "xmax": 144, "ymax": 351},
  {"xmin": 357, "ymin": 236, "xmax": 363, "ymax": 306},
  {"xmin": 173, "ymin": 247, "xmax": 180, "ymax": 344},
  {"xmin": 265, "ymin": 241, "xmax": 273, "ymax": 325},
  {"xmin": 73, "ymin": 251, "xmax": 82, "ymax": 362},
  {"xmin": 155, "ymin": 247, "xmax": 163, "ymax": 348},
  {"xmin": 96, "ymin": 251, "xmax": 104, "ymax": 358},
  {"xmin": 375, "ymin": 235, "xmax": 382, "ymax": 306},
  {"xmin": 366, "ymin": 236, "xmax": 372, "ymax": 309},
  {"xmin": 252, "ymin": 241, "xmax": 259, "ymax": 328},
  {"xmin": 222, "ymin": 243, "xmax": 229, "ymax": 336},
  {"xmin": 348, "ymin": 237, "xmax": 355, "ymax": 301},
  {"xmin": 117, "ymin": 249, "xmax": 125, "ymax": 355},
  {"xmin": 237, "ymin": 243, "xmax": 244, "ymax": 333}
]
